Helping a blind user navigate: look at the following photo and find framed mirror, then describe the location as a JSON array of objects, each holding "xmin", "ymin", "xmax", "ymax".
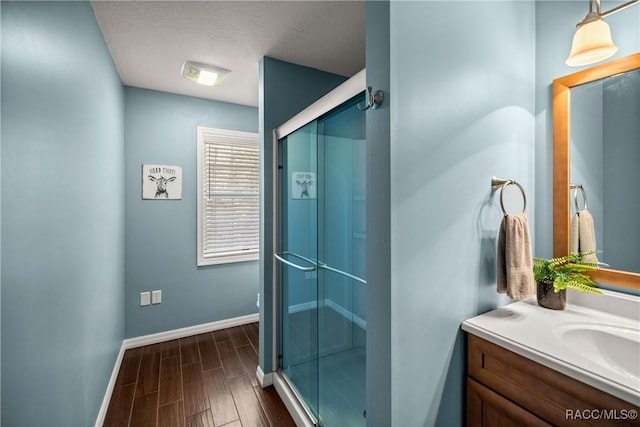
[{"xmin": 553, "ymin": 52, "xmax": 640, "ymax": 290}]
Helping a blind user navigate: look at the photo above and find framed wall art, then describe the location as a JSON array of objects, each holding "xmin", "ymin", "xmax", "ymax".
[{"xmin": 142, "ymin": 164, "xmax": 182, "ymax": 200}]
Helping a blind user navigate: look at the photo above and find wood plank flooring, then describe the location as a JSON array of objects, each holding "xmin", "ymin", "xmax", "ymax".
[{"xmin": 104, "ymin": 323, "xmax": 295, "ymax": 427}]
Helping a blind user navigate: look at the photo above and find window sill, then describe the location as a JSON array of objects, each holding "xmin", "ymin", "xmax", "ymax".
[{"xmin": 197, "ymin": 253, "xmax": 259, "ymax": 267}]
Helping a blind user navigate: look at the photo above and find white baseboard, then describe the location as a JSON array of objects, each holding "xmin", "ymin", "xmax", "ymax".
[
  {"xmin": 287, "ymin": 300, "xmax": 321, "ymax": 314},
  {"xmin": 95, "ymin": 312, "xmax": 259, "ymax": 426},
  {"xmin": 123, "ymin": 312, "xmax": 259, "ymax": 349},
  {"xmin": 256, "ymin": 365, "xmax": 274, "ymax": 388},
  {"xmin": 324, "ymin": 299, "xmax": 367, "ymax": 330},
  {"xmin": 289, "ymin": 299, "xmax": 366, "ymax": 330},
  {"xmin": 95, "ymin": 343, "xmax": 126, "ymax": 427}
]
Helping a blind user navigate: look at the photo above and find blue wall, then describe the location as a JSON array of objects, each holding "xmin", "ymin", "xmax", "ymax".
[
  {"xmin": 258, "ymin": 57, "xmax": 347, "ymax": 373},
  {"xmin": 534, "ymin": 0, "xmax": 640, "ymax": 260},
  {"xmin": 364, "ymin": 2, "xmax": 392, "ymax": 425},
  {"xmin": 388, "ymin": 2, "xmax": 535, "ymax": 425},
  {"xmin": 124, "ymin": 87, "xmax": 259, "ymax": 338},
  {"xmin": 1, "ymin": 2, "xmax": 125, "ymax": 425}
]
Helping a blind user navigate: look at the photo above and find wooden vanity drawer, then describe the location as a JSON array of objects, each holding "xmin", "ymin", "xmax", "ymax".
[
  {"xmin": 467, "ymin": 334, "xmax": 640, "ymax": 427},
  {"xmin": 468, "ymin": 378, "xmax": 551, "ymax": 427}
]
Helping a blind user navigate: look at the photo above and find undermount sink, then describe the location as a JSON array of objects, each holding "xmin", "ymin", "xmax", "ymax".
[{"xmin": 554, "ymin": 323, "xmax": 640, "ymax": 382}]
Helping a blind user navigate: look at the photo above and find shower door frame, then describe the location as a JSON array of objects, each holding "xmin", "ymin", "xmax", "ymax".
[{"xmin": 271, "ymin": 69, "xmax": 366, "ymax": 427}]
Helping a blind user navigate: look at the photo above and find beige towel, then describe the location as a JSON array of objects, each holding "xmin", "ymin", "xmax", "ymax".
[
  {"xmin": 570, "ymin": 213, "xmax": 580, "ymax": 254},
  {"xmin": 578, "ymin": 210, "xmax": 599, "ymax": 264},
  {"xmin": 497, "ymin": 213, "xmax": 535, "ymax": 300}
]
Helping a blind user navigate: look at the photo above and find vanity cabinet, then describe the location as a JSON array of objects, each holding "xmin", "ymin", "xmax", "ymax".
[{"xmin": 466, "ymin": 334, "xmax": 640, "ymax": 427}]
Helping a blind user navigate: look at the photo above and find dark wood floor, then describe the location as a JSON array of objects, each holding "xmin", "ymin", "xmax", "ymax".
[{"xmin": 104, "ymin": 323, "xmax": 295, "ymax": 427}]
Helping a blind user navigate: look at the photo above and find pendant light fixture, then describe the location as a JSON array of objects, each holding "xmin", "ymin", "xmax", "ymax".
[{"xmin": 566, "ymin": 0, "xmax": 640, "ymax": 67}]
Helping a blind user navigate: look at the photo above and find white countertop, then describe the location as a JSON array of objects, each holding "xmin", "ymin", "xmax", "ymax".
[{"xmin": 462, "ymin": 289, "xmax": 640, "ymax": 406}]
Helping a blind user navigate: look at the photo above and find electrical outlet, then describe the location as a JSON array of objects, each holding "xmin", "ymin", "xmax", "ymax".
[
  {"xmin": 152, "ymin": 290, "xmax": 162, "ymax": 305},
  {"xmin": 140, "ymin": 292, "xmax": 151, "ymax": 306}
]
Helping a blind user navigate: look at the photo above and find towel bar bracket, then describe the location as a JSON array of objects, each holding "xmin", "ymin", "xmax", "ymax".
[{"xmin": 491, "ymin": 176, "xmax": 511, "ymax": 189}]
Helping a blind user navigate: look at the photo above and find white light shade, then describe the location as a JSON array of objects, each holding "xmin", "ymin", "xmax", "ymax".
[
  {"xmin": 196, "ymin": 70, "xmax": 219, "ymax": 86},
  {"xmin": 181, "ymin": 61, "xmax": 229, "ymax": 86},
  {"xmin": 566, "ymin": 18, "xmax": 618, "ymax": 66}
]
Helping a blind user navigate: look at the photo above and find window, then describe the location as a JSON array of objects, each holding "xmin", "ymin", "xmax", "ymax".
[{"xmin": 197, "ymin": 127, "xmax": 259, "ymax": 265}]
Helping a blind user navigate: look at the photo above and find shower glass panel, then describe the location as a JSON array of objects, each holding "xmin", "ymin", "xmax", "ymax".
[
  {"xmin": 277, "ymin": 93, "xmax": 366, "ymax": 427},
  {"xmin": 279, "ymin": 120, "xmax": 319, "ymax": 416}
]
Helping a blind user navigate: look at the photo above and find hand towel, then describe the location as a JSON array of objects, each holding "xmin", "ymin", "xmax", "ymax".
[
  {"xmin": 497, "ymin": 213, "xmax": 535, "ymax": 300},
  {"xmin": 497, "ymin": 218, "xmax": 507, "ymax": 293},
  {"xmin": 578, "ymin": 209, "xmax": 599, "ymax": 264},
  {"xmin": 570, "ymin": 212, "xmax": 580, "ymax": 255}
]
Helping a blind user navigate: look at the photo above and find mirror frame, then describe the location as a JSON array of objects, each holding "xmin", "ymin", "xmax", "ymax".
[{"xmin": 553, "ymin": 52, "xmax": 640, "ymax": 290}]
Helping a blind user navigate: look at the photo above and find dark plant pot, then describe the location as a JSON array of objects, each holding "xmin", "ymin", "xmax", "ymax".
[{"xmin": 536, "ymin": 281, "xmax": 566, "ymax": 310}]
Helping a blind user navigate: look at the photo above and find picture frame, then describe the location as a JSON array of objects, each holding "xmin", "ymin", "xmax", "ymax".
[{"xmin": 142, "ymin": 164, "xmax": 182, "ymax": 200}]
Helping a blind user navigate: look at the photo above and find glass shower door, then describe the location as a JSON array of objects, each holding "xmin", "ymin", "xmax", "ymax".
[
  {"xmin": 277, "ymin": 93, "xmax": 366, "ymax": 427},
  {"xmin": 316, "ymin": 98, "xmax": 366, "ymax": 427},
  {"xmin": 278, "ymin": 120, "xmax": 320, "ymax": 419}
]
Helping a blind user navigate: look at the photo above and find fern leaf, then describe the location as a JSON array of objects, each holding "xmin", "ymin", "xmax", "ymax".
[
  {"xmin": 566, "ymin": 280, "xmax": 603, "ymax": 295},
  {"xmin": 548, "ymin": 255, "xmax": 571, "ymax": 269},
  {"xmin": 567, "ymin": 263, "xmax": 597, "ymax": 272}
]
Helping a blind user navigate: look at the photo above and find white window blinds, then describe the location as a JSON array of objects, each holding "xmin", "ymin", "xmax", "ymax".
[{"xmin": 197, "ymin": 127, "xmax": 259, "ymax": 265}]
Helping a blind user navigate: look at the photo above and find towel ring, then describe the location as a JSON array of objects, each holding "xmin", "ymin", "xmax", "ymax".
[
  {"xmin": 571, "ymin": 183, "xmax": 588, "ymax": 212},
  {"xmin": 491, "ymin": 177, "xmax": 526, "ymax": 216}
]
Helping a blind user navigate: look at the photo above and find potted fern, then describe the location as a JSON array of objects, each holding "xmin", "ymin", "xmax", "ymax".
[{"xmin": 533, "ymin": 252, "xmax": 602, "ymax": 310}]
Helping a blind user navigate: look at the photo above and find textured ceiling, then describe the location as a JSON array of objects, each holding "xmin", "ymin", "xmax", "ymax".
[{"xmin": 92, "ymin": 1, "xmax": 365, "ymax": 107}]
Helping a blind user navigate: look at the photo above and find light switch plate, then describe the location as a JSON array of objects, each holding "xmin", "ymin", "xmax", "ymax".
[
  {"xmin": 140, "ymin": 292, "xmax": 151, "ymax": 306},
  {"xmin": 152, "ymin": 290, "xmax": 162, "ymax": 305}
]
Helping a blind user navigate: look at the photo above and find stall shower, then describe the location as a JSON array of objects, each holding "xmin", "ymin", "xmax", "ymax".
[{"xmin": 273, "ymin": 71, "xmax": 368, "ymax": 427}]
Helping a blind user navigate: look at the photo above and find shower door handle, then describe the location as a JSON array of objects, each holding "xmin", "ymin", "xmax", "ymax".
[
  {"xmin": 274, "ymin": 253, "xmax": 317, "ymax": 272},
  {"xmin": 318, "ymin": 263, "xmax": 367, "ymax": 285}
]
